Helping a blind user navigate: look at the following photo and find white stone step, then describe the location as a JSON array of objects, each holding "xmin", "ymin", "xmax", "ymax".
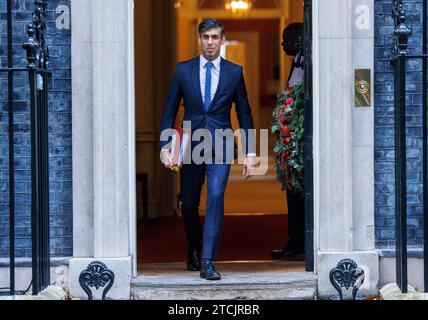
[{"xmin": 131, "ymin": 271, "xmax": 317, "ymax": 300}]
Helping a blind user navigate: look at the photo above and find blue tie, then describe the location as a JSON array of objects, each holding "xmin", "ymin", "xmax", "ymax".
[{"xmin": 204, "ymin": 62, "xmax": 213, "ymax": 111}]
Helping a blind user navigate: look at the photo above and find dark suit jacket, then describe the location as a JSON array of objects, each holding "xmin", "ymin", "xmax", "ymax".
[{"xmin": 158, "ymin": 56, "xmax": 256, "ymax": 162}]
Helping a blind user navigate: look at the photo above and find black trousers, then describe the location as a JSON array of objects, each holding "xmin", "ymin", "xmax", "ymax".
[{"xmin": 286, "ymin": 191, "xmax": 305, "ymax": 253}]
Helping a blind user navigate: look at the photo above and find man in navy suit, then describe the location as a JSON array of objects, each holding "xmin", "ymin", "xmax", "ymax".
[{"xmin": 159, "ymin": 19, "xmax": 258, "ymax": 280}]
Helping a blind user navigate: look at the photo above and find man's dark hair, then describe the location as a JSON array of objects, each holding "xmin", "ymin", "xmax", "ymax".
[{"xmin": 198, "ymin": 19, "xmax": 225, "ymax": 36}]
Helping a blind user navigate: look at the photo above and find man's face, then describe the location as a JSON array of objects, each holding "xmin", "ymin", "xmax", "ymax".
[{"xmin": 199, "ymin": 27, "xmax": 225, "ymax": 60}]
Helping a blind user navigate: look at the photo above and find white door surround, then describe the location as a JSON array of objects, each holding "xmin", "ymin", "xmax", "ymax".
[{"xmin": 69, "ymin": 0, "xmax": 379, "ymax": 299}]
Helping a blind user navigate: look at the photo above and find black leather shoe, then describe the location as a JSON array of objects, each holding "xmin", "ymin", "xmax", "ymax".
[
  {"xmin": 271, "ymin": 244, "xmax": 305, "ymax": 261},
  {"xmin": 271, "ymin": 249, "xmax": 305, "ymax": 261},
  {"xmin": 186, "ymin": 248, "xmax": 201, "ymax": 271},
  {"xmin": 200, "ymin": 261, "xmax": 221, "ymax": 281}
]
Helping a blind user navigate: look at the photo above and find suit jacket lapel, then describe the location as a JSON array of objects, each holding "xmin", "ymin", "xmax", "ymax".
[
  {"xmin": 208, "ymin": 58, "xmax": 229, "ymax": 112},
  {"xmin": 190, "ymin": 58, "xmax": 205, "ymax": 112}
]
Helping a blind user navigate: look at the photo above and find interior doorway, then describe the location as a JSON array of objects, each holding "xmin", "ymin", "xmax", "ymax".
[{"xmin": 133, "ymin": 0, "xmax": 312, "ymax": 272}]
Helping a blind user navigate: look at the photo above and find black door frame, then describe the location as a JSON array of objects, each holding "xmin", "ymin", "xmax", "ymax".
[{"xmin": 303, "ymin": 0, "xmax": 314, "ymax": 272}]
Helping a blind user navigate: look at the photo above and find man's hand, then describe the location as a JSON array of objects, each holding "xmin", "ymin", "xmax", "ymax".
[
  {"xmin": 160, "ymin": 150, "xmax": 173, "ymax": 168},
  {"xmin": 242, "ymin": 156, "xmax": 259, "ymax": 180}
]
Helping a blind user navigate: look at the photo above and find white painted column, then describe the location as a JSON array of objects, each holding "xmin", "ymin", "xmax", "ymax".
[
  {"xmin": 351, "ymin": 0, "xmax": 375, "ymax": 253},
  {"xmin": 313, "ymin": 0, "xmax": 378, "ymax": 298},
  {"xmin": 317, "ymin": 0, "xmax": 355, "ymax": 253},
  {"xmin": 91, "ymin": 0, "xmax": 134, "ymax": 259},
  {"xmin": 70, "ymin": 0, "xmax": 135, "ymax": 300},
  {"xmin": 71, "ymin": 0, "xmax": 94, "ymax": 259}
]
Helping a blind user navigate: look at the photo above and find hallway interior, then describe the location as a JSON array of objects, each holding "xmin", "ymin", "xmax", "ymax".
[
  {"xmin": 135, "ymin": 0, "xmax": 304, "ymax": 268},
  {"xmin": 137, "ymin": 146, "xmax": 293, "ymax": 264},
  {"xmin": 137, "ymin": 213, "xmax": 289, "ymax": 263}
]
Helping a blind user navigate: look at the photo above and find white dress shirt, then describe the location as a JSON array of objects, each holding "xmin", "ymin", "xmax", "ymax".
[
  {"xmin": 200, "ymin": 55, "xmax": 221, "ymax": 105},
  {"xmin": 288, "ymin": 55, "xmax": 304, "ymax": 87}
]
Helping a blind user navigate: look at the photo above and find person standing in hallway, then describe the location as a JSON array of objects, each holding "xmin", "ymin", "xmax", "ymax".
[
  {"xmin": 158, "ymin": 19, "xmax": 258, "ymax": 281},
  {"xmin": 271, "ymin": 23, "xmax": 306, "ymax": 260}
]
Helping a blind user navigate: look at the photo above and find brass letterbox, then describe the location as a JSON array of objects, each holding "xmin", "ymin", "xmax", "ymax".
[{"xmin": 355, "ymin": 69, "xmax": 371, "ymax": 107}]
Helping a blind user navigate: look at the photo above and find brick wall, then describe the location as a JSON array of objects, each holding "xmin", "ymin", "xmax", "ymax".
[
  {"xmin": 0, "ymin": 0, "xmax": 72, "ymax": 258},
  {"xmin": 374, "ymin": 0, "xmax": 424, "ymax": 248}
]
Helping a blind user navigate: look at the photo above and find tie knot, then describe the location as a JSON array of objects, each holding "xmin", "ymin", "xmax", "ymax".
[{"xmin": 206, "ymin": 62, "xmax": 213, "ymax": 69}]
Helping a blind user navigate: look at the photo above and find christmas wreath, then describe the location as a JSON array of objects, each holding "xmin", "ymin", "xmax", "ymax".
[{"xmin": 272, "ymin": 83, "xmax": 304, "ymax": 194}]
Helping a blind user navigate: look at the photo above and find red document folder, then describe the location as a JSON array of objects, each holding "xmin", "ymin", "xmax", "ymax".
[{"xmin": 170, "ymin": 125, "xmax": 191, "ymax": 172}]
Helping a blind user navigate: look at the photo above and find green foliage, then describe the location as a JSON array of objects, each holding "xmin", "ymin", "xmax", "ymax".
[{"xmin": 272, "ymin": 84, "xmax": 304, "ymax": 194}]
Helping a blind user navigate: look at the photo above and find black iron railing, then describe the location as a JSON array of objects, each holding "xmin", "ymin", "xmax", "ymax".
[
  {"xmin": 390, "ymin": 0, "xmax": 428, "ymax": 293},
  {"xmin": 0, "ymin": 0, "xmax": 51, "ymax": 295}
]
